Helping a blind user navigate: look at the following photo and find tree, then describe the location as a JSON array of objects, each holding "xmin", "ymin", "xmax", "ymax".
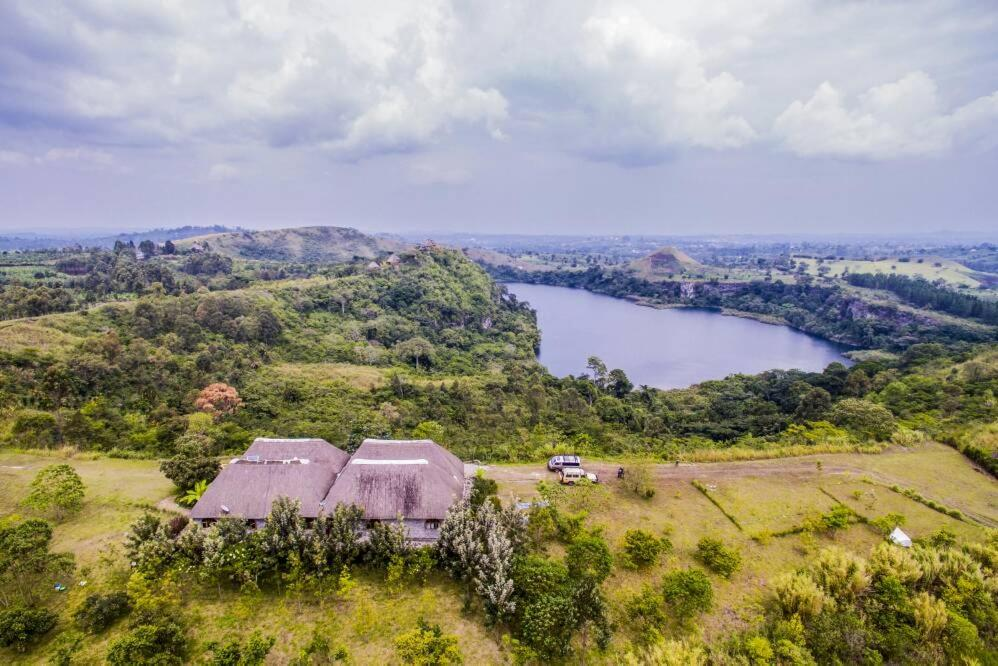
[
  {"xmin": 366, "ymin": 518, "xmax": 409, "ymax": 566},
  {"xmin": 313, "ymin": 503, "xmax": 365, "ymax": 571},
  {"xmin": 0, "ymin": 606, "xmax": 57, "ymax": 652},
  {"xmin": 586, "ymin": 356, "xmax": 608, "ymax": 391},
  {"xmin": 794, "ymin": 387, "xmax": 832, "ymax": 422},
  {"xmin": 138, "ymin": 240, "xmax": 156, "ymax": 257},
  {"xmin": 0, "ymin": 519, "xmax": 74, "ymax": 607},
  {"xmin": 395, "ymin": 337, "xmax": 435, "ymax": 371},
  {"xmin": 607, "ymin": 368, "xmax": 633, "ymax": 398},
  {"xmin": 259, "ymin": 496, "xmax": 308, "ymax": 572},
  {"xmin": 159, "ymin": 434, "xmax": 220, "ymax": 493},
  {"xmin": 473, "ymin": 503, "xmax": 516, "ymax": 624},
  {"xmin": 661, "ymin": 569, "xmax": 713, "ymax": 622},
  {"xmin": 23, "ymin": 464, "xmax": 85, "ymax": 518},
  {"xmin": 163, "ymin": 239, "xmax": 176, "ymax": 255},
  {"xmin": 394, "ymin": 619, "xmax": 463, "ymax": 665},
  {"xmin": 828, "ymin": 398, "xmax": 897, "ymax": 441},
  {"xmin": 195, "ymin": 383, "xmax": 243, "ymax": 420}
]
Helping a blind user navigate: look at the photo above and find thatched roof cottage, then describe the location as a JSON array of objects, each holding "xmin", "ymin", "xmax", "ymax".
[{"xmin": 191, "ymin": 437, "xmax": 466, "ymax": 542}]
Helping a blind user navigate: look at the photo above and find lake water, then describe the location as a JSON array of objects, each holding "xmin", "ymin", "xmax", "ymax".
[{"xmin": 504, "ymin": 282, "xmax": 851, "ymax": 389}]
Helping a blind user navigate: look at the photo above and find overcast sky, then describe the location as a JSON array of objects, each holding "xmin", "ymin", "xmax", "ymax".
[{"xmin": 1, "ymin": 1, "xmax": 997, "ymax": 235}]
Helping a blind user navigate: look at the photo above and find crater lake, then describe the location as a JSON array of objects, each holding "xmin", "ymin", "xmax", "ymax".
[{"xmin": 504, "ymin": 282, "xmax": 851, "ymax": 389}]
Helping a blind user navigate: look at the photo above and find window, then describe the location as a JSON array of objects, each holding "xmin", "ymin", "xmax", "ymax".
[{"xmin": 425, "ymin": 520, "xmax": 440, "ymax": 530}]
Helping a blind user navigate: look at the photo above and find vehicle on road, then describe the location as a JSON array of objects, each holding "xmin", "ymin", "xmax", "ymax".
[
  {"xmin": 548, "ymin": 454, "xmax": 581, "ymax": 471},
  {"xmin": 559, "ymin": 467, "xmax": 599, "ymax": 485}
]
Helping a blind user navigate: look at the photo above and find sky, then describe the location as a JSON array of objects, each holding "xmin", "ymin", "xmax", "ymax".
[{"xmin": 1, "ymin": 1, "xmax": 997, "ymax": 236}]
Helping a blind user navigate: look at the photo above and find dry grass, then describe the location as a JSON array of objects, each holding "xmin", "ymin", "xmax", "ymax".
[
  {"xmin": 267, "ymin": 362, "xmax": 389, "ymax": 391},
  {"xmin": 0, "ymin": 321, "xmax": 82, "ymax": 356},
  {"xmin": 794, "ymin": 255, "xmax": 982, "ymax": 288}
]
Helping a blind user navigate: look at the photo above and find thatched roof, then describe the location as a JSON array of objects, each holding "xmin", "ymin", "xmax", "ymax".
[
  {"xmin": 191, "ymin": 459, "xmax": 338, "ymax": 521},
  {"xmin": 323, "ymin": 439, "xmax": 465, "ymax": 520},
  {"xmin": 244, "ymin": 438, "xmax": 350, "ymax": 468}
]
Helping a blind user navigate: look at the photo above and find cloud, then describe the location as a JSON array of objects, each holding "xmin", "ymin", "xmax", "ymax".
[
  {"xmin": 774, "ymin": 72, "xmax": 998, "ymax": 159},
  {"xmin": 0, "ymin": 0, "xmax": 996, "ymax": 171},
  {"xmin": 0, "ymin": 150, "xmax": 30, "ymax": 166},
  {"xmin": 207, "ymin": 163, "xmax": 240, "ymax": 181}
]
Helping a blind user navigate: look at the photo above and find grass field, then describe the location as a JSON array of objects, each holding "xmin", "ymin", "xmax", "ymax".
[
  {"xmin": 794, "ymin": 255, "xmax": 984, "ymax": 288},
  {"xmin": 1, "ymin": 442, "xmax": 995, "ymax": 663}
]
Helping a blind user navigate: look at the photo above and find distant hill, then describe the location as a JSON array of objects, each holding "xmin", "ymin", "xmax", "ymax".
[
  {"xmin": 630, "ymin": 246, "xmax": 702, "ymax": 278},
  {"xmin": 175, "ymin": 226, "xmax": 402, "ymax": 263},
  {"xmin": 0, "ymin": 225, "xmax": 238, "ymax": 251}
]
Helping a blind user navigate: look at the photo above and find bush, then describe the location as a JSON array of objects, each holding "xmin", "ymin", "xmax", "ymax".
[
  {"xmin": 621, "ymin": 465, "xmax": 656, "ymax": 499},
  {"xmin": 694, "ymin": 537, "xmax": 741, "ymax": 578},
  {"xmin": 205, "ymin": 631, "xmax": 276, "ymax": 666},
  {"xmin": 74, "ymin": 591, "xmax": 131, "ymax": 633},
  {"xmin": 106, "ymin": 619, "xmax": 188, "ymax": 665},
  {"xmin": 23, "ymin": 464, "xmax": 85, "ymax": 518},
  {"xmin": 0, "ymin": 606, "xmax": 57, "ymax": 652},
  {"xmin": 394, "ymin": 619, "xmax": 463, "ymax": 665},
  {"xmin": 661, "ymin": 568, "xmax": 713, "ymax": 621},
  {"xmin": 565, "ymin": 532, "xmax": 613, "ymax": 582},
  {"xmin": 621, "ymin": 529, "xmax": 669, "ymax": 569}
]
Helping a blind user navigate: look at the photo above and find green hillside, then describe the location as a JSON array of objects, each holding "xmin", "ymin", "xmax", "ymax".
[{"xmin": 176, "ymin": 225, "xmax": 401, "ymax": 263}]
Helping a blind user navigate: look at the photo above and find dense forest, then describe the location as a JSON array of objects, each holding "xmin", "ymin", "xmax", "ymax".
[{"xmin": 846, "ymin": 273, "xmax": 998, "ymax": 325}]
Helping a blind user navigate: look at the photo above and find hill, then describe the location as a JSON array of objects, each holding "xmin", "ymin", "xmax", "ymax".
[
  {"xmin": 629, "ymin": 245, "xmax": 702, "ymax": 278},
  {"xmin": 0, "ymin": 226, "xmax": 237, "ymax": 251},
  {"xmin": 176, "ymin": 225, "xmax": 401, "ymax": 263}
]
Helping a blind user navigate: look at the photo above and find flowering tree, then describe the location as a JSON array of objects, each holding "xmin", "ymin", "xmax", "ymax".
[{"xmin": 194, "ymin": 383, "xmax": 242, "ymax": 420}]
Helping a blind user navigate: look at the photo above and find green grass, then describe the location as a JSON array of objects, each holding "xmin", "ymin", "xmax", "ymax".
[
  {"xmin": 794, "ymin": 255, "xmax": 983, "ymax": 288},
  {"xmin": 2, "ymin": 442, "xmax": 995, "ymax": 663}
]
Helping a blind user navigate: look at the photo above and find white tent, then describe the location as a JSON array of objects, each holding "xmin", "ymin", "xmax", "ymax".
[{"xmin": 889, "ymin": 527, "xmax": 912, "ymax": 548}]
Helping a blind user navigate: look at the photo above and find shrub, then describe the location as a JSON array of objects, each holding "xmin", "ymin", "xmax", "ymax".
[
  {"xmin": 661, "ymin": 568, "xmax": 713, "ymax": 621},
  {"xmin": 0, "ymin": 606, "xmax": 57, "ymax": 652},
  {"xmin": 106, "ymin": 617, "xmax": 188, "ymax": 665},
  {"xmin": 742, "ymin": 636, "xmax": 774, "ymax": 665},
  {"xmin": 624, "ymin": 585, "xmax": 667, "ymax": 642},
  {"xmin": 621, "ymin": 465, "xmax": 656, "ymax": 499},
  {"xmin": 205, "ymin": 631, "xmax": 276, "ymax": 666},
  {"xmin": 694, "ymin": 537, "xmax": 741, "ymax": 578},
  {"xmin": 869, "ymin": 512, "xmax": 906, "ymax": 536},
  {"xmin": 23, "ymin": 464, "xmax": 85, "ymax": 518},
  {"xmin": 772, "ymin": 572, "xmax": 826, "ymax": 617},
  {"xmin": 565, "ymin": 532, "xmax": 613, "ymax": 582},
  {"xmin": 9, "ymin": 410, "xmax": 59, "ymax": 448},
  {"xmin": 394, "ymin": 619, "xmax": 463, "ymax": 665},
  {"xmin": 621, "ymin": 529, "xmax": 669, "ymax": 569},
  {"xmin": 468, "ymin": 472, "xmax": 498, "ymax": 508},
  {"xmin": 74, "ymin": 591, "xmax": 131, "ymax": 633},
  {"xmin": 819, "ymin": 505, "xmax": 854, "ymax": 532}
]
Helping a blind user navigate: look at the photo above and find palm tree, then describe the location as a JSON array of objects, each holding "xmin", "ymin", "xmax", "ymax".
[{"xmin": 180, "ymin": 479, "xmax": 208, "ymax": 507}]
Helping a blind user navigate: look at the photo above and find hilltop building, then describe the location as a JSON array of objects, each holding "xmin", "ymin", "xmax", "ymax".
[{"xmin": 191, "ymin": 437, "xmax": 466, "ymax": 543}]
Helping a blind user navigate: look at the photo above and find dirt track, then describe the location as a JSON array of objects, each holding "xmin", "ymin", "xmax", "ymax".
[{"xmin": 472, "ymin": 447, "xmax": 998, "ymax": 527}]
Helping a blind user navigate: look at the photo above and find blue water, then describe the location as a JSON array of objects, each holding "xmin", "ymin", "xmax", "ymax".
[{"xmin": 505, "ymin": 282, "xmax": 851, "ymax": 389}]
